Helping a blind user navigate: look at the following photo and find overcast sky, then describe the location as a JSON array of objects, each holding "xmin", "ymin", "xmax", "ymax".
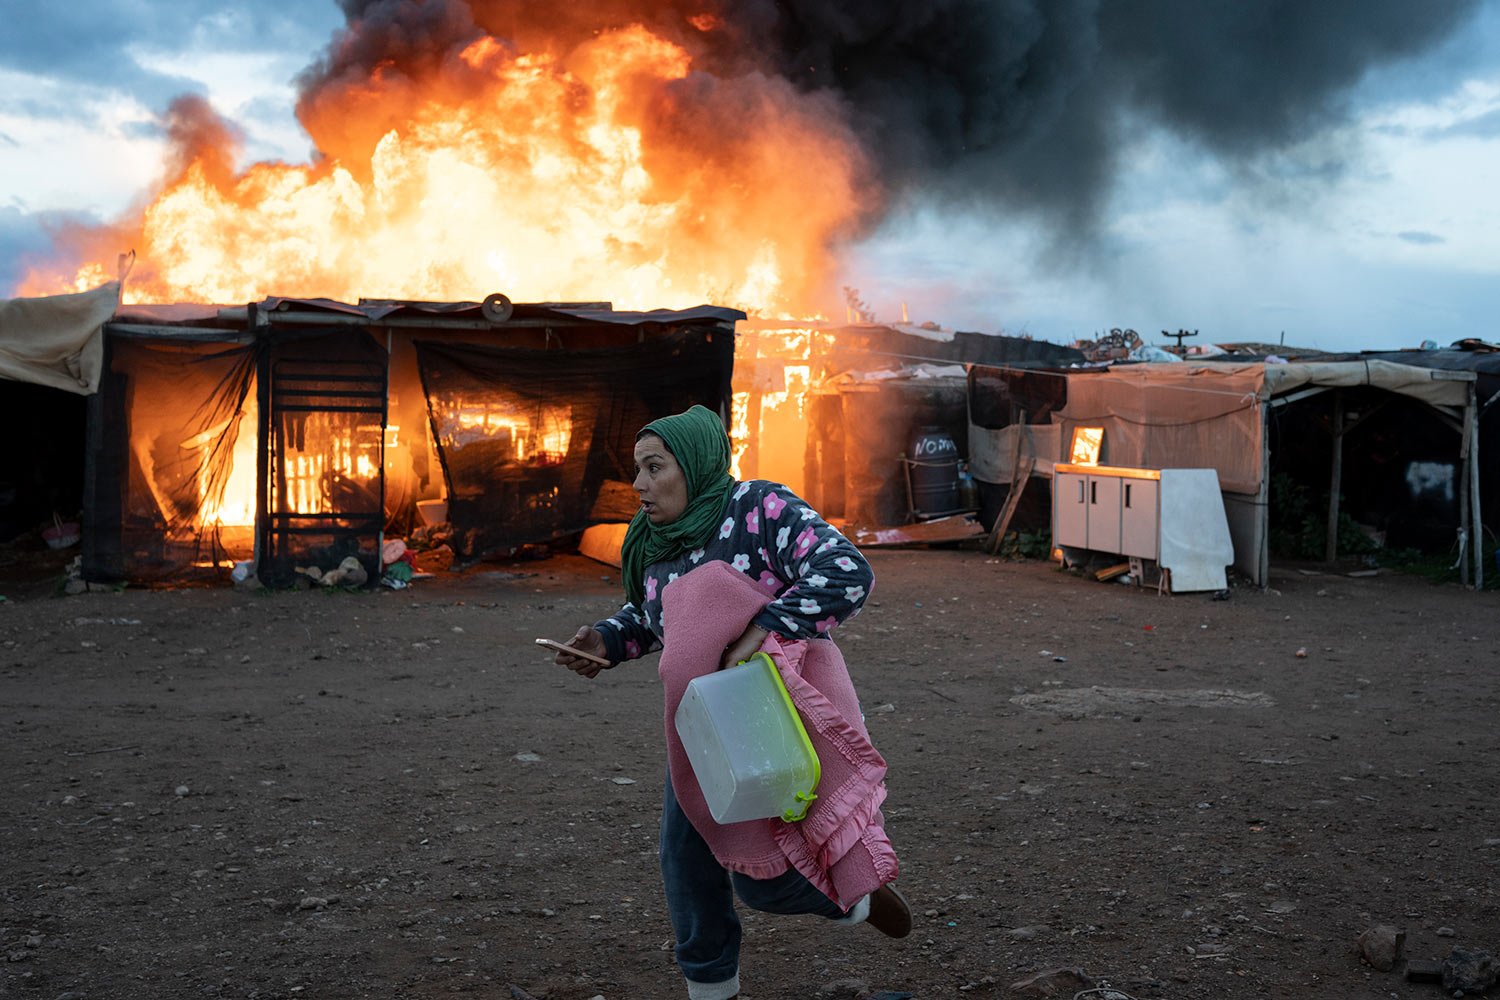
[
  {"xmin": 2, "ymin": 1, "xmax": 1498, "ymax": 352},
  {"xmin": 847, "ymin": 2, "xmax": 1500, "ymax": 351}
]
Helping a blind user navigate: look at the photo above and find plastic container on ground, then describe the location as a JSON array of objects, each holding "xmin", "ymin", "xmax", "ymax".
[
  {"xmin": 415, "ymin": 499, "xmax": 449, "ymax": 526},
  {"xmin": 674, "ymin": 651, "xmax": 821, "ymax": 825}
]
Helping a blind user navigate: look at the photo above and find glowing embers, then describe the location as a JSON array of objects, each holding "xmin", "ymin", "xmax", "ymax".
[{"xmin": 442, "ymin": 397, "xmax": 572, "ymax": 467}]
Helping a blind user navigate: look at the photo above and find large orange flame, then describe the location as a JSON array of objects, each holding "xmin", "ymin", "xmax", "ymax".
[{"xmin": 19, "ymin": 23, "xmax": 872, "ymax": 317}]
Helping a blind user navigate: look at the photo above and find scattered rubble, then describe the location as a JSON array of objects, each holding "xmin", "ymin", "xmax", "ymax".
[
  {"xmin": 1443, "ymin": 947, "xmax": 1499, "ymax": 995},
  {"xmin": 1357, "ymin": 924, "xmax": 1405, "ymax": 972},
  {"xmin": 1009, "ymin": 967, "xmax": 1094, "ymax": 997},
  {"xmin": 3, "ymin": 551, "xmax": 1496, "ymax": 999}
]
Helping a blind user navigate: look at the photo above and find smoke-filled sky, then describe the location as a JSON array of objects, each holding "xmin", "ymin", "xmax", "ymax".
[{"xmin": 2, "ymin": 0, "xmax": 1498, "ymax": 351}]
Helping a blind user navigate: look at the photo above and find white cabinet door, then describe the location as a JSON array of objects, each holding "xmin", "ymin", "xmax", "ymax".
[
  {"xmin": 1054, "ymin": 472, "xmax": 1089, "ymax": 547},
  {"xmin": 1086, "ymin": 474, "xmax": 1122, "ymax": 553},
  {"xmin": 1120, "ymin": 478, "xmax": 1159, "ymax": 558}
]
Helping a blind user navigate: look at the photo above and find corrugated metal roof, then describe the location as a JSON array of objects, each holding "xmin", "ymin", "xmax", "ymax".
[
  {"xmin": 254, "ymin": 297, "xmax": 745, "ymax": 325},
  {"xmin": 113, "ymin": 296, "xmax": 745, "ymax": 329}
]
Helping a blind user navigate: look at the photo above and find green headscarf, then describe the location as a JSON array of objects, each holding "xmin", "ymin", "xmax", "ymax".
[{"xmin": 620, "ymin": 404, "xmax": 735, "ymax": 607}]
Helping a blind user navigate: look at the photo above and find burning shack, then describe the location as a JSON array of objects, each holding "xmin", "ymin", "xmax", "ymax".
[
  {"xmin": 5, "ymin": 284, "xmax": 738, "ymax": 586},
  {"xmin": 734, "ymin": 319, "xmax": 1083, "ymax": 529}
]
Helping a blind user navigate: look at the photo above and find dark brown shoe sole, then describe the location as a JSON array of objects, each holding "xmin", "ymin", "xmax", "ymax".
[{"xmin": 867, "ymin": 883, "xmax": 912, "ymax": 938}]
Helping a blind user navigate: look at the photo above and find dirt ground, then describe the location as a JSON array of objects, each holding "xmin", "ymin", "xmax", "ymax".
[{"xmin": 2, "ymin": 545, "xmax": 1498, "ymax": 1000}]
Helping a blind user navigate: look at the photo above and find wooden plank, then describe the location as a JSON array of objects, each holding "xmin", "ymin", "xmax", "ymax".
[
  {"xmin": 985, "ymin": 455, "xmax": 1036, "ymax": 555},
  {"xmin": 985, "ymin": 413, "xmax": 1028, "ymax": 555},
  {"xmin": 850, "ymin": 515, "xmax": 985, "ymax": 548}
]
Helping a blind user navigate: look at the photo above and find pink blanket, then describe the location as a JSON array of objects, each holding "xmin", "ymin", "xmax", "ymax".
[{"xmin": 658, "ymin": 561, "xmax": 899, "ymax": 909}]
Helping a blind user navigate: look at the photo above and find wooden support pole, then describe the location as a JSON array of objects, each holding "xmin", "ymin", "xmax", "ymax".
[
  {"xmin": 987, "ymin": 457, "xmax": 1035, "ymax": 555},
  {"xmin": 1469, "ymin": 381, "xmax": 1484, "ymax": 589},
  {"xmin": 743, "ymin": 390, "xmax": 763, "ymax": 482},
  {"xmin": 1325, "ymin": 390, "xmax": 1343, "ymax": 563},
  {"xmin": 1457, "ymin": 381, "xmax": 1475, "ymax": 587},
  {"xmin": 1459, "ymin": 448, "xmax": 1472, "ymax": 586},
  {"xmin": 379, "ymin": 329, "xmax": 391, "ymax": 574},
  {"xmin": 1258, "ymin": 395, "xmax": 1270, "ymax": 587},
  {"xmin": 252, "ymin": 304, "xmax": 269, "ymax": 572},
  {"xmin": 986, "ymin": 411, "xmax": 1029, "ymax": 555}
]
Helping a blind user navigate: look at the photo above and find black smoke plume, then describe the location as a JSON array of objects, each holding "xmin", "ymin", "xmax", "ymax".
[{"xmin": 303, "ymin": 0, "xmax": 1483, "ymax": 233}]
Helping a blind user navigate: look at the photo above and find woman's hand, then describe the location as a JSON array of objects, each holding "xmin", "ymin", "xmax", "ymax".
[
  {"xmin": 719, "ymin": 623, "xmax": 770, "ymax": 671},
  {"xmin": 554, "ymin": 626, "xmax": 613, "ymax": 679}
]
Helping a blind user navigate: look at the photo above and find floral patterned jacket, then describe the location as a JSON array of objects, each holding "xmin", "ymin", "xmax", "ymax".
[{"xmin": 593, "ymin": 480, "xmax": 874, "ymax": 664}]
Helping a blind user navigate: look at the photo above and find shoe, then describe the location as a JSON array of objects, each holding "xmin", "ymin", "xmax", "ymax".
[{"xmin": 866, "ymin": 882, "xmax": 912, "ymax": 938}]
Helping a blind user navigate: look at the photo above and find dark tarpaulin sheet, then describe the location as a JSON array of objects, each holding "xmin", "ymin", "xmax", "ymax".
[
  {"xmin": 84, "ymin": 336, "xmax": 257, "ymax": 583},
  {"xmin": 968, "ymin": 365, "xmax": 1072, "ymax": 429},
  {"xmin": 414, "ymin": 327, "xmax": 733, "ymax": 557}
]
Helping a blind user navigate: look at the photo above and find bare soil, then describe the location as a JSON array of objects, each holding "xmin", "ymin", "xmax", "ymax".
[{"xmin": 2, "ymin": 548, "xmax": 1498, "ymax": 1000}]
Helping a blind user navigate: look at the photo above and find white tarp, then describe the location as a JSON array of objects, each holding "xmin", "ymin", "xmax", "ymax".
[
  {"xmin": 969, "ymin": 423, "xmax": 1061, "ymax": 484},
  {"xmin": 0, "ymin": 283, "xmax": 119, "ymax": 395},
  {"xmin": 1262, "ymin": 358, "xmax": 1472, "ymax": 408}
]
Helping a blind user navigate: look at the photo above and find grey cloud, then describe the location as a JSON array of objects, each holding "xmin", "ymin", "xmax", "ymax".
[
  {"xmin": 0, "ymin": 206, "xmax": 99, "ymax": 296},
  {"xmin": 3, "ymin": 91, "xmax": 168, "ymax": 128},
  {"xmin": 237, "ymin": 94, "xmax": 301, "ymax": 126},
  {"xmin": 1396, "ymin": 230, "xmax": 1445, "ymax": 246},
  {"xmin": 1375, "ymin": 106, "xmax": 1500, "ymax": 142},
  {"xmin": 711, "ymin": 0, "xmax": 1484, "ymax": 235},
  {"xmin": 231, "ymin": 93, "xmax": 310, "ymax": 147},
  {"xmin": 305, "ymin": 0, "xmax": 1481, "ymax": 243},
  {"xmin": 4, "ymin": 0, "xmax": 1489, "ymax": 277},
  {"xmin": 119, "ymin": 119, "xmax": 169, "ymax": 142},
  {"xmin": 1356, "ymin": 0, "xmax": 1500, "ymax": 108},
  {"xmin": 0, "ymin": 1, "xmax": 342, "ymax": 113},
  {"xmin": 1436, "ymin": 107, "xmax": 1500, "ymax": 140},
  {"xmin": 1097, "ymin": 2, "xmax": 1479, "ymax": 155}
]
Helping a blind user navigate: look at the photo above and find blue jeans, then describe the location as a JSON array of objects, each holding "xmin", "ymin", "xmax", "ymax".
[{"xmin": 660, "ymin": 771, "xmax": 846, "ymax": 987}]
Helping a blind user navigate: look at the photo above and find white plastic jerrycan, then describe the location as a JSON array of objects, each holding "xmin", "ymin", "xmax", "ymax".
[{"xmin": 674, "ymin": 651, "xmax": 821, "ymax": 824}]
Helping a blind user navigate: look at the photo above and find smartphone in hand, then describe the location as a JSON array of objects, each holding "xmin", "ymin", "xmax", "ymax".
[{"xmin": 534, "ymin": 637, "xmax": 611, "ymax": 667}]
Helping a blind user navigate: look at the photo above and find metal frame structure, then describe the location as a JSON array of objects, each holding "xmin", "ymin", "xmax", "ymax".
[{"xmin": 253, "ymin": 313, "xmax": 388, "ymax": 587}]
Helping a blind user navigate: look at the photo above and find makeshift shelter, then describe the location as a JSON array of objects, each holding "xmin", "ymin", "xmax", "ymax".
[
  {"xmin": 0, "ymin": 283, "xmax": 118, "ymax": 539},
  {"xmin": 2, "ymin": 287, "xmax": 740, "ymax": 585},
  {"xmin": 1310, "ymin": 346, "xmax": 1500, "ymax": 554},
  {"xmin": 970, "ymin": 360, "xmax": 1486, "ymax": 588},
  {"xmin": 736, "ymin": 319, "xmax": 1082, "ymax": 527},
  {"xmin": 801, "ymin": 365, "xmax": 971, "ymax": 526}
]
